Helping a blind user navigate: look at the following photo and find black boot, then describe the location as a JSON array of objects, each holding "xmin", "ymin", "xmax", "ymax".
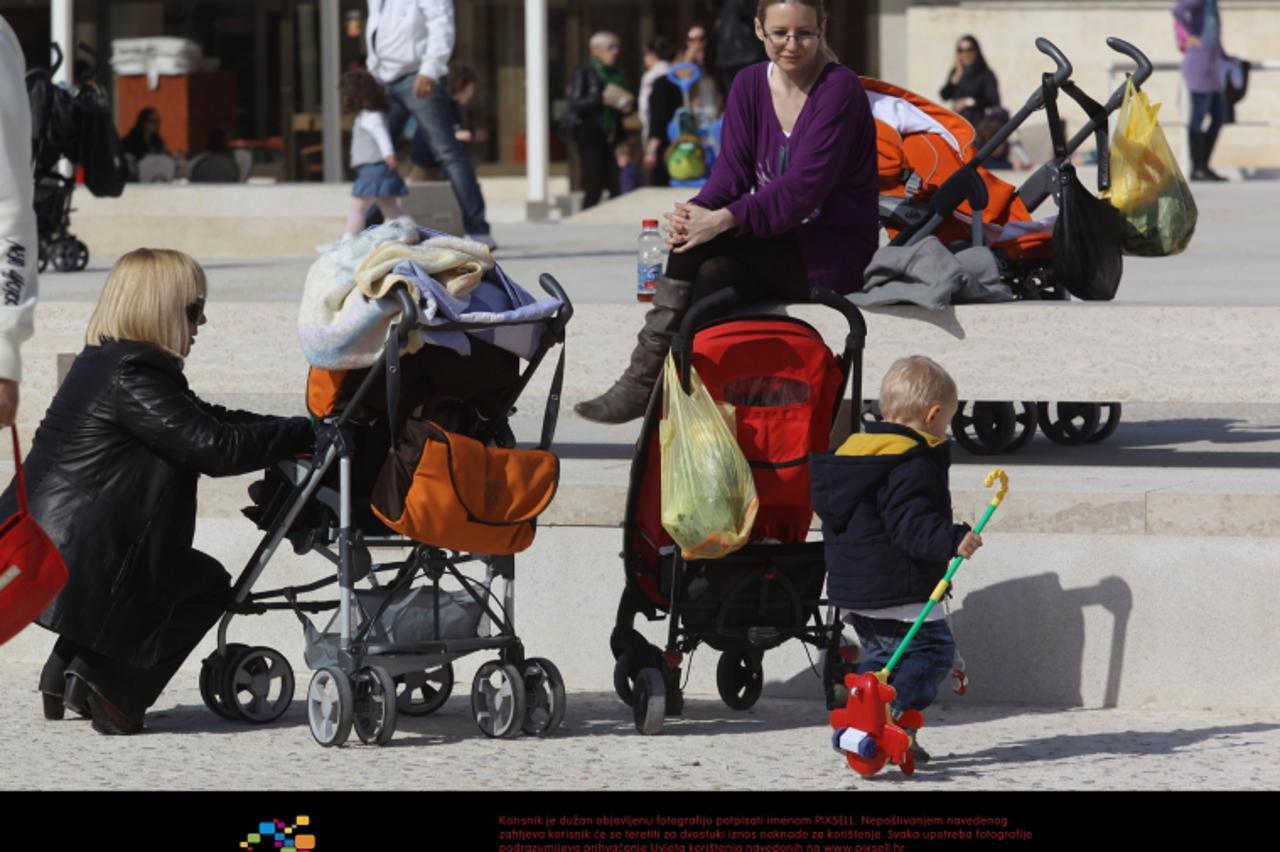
[
  {"xmin": 574, "ymin": 277, "xmax": 693, "ymax": 424},
  {"xmin": 1189, "ymin": 131, "xmax": 1226, "ymax": 182},
  {"xmin": 1201, "ymin": 125, "xmax": 1228, "ymax": 181}
]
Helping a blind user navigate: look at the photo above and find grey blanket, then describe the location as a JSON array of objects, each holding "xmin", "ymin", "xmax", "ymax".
[{"xmin": 850, "ymin": 237, "xmax": 1014, "ymax": 309}]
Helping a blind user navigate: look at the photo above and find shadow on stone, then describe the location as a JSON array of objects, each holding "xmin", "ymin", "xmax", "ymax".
[{"xmin": 949, "ymin": 573, "xmax": 1132, "ymax": 717}]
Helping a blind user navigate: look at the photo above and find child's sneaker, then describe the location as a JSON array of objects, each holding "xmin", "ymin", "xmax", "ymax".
[{"xmin": 903, "ymin": 727, "xmax": 930, "ymax": 764}]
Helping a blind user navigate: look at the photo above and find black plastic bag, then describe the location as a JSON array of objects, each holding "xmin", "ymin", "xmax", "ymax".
[{"xmin": 1042, "ymin": 74, "xmax": 1123, "ymax": 301}]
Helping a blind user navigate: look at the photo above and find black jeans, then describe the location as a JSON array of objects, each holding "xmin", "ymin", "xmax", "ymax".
[
  {"xmin": 39, "ymin": 549, "xmax": 231, "ymax": 719},
  {"xmin": 665, "ymin": 231, "xmax": 810, "ymax": 305},
  {"xmin": 576, "ymin": 134, "xmax": 620, "ymax": 210}
]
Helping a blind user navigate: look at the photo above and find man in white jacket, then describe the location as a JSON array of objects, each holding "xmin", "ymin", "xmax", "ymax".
[
  {"xmin": 366, "ymin": 0, "xmax": 495, "ymax": 248},
  {"xmin": 0, "ymin": 16, "xmax": 37, "ymax": 427}
]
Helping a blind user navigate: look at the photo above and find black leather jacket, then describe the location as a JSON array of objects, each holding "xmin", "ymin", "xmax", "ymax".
[
  {"xmin": 564, "ymin": 61, "xmax": 610, "ymax": 142},
  {"xmin": 0, "ymin": 340, "xmax": 313, "ymax": 666}
]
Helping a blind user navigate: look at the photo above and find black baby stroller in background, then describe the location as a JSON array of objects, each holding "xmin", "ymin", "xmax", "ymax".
[{"xmin": 25, "ymin": 42, "xmax": 126, "ymax": 273}]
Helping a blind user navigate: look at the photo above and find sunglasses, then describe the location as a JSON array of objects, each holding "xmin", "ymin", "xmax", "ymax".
[{"xmin": 186, "ymin": 298, "xmax": 206, "ymax": 324}]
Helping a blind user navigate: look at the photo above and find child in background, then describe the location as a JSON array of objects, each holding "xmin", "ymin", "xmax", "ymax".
[
  {"xmin": 811, "ymin": 355, "xmax": 982, "ymax": 764},
  {"xmin": 327, "ymin": 69, "xmax": 414, "ymax": 249},
  {"xmin": 408, "ymin": 64, "xmax": 486, "ymax": 182},
  {"xmin": 616, "ymin": 141, "xmax": 644, "ymax": 194}
]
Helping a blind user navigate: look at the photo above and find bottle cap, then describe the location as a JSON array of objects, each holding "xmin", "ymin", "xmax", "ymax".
[{"xmin": 642, "ymin": 219, "xmax": 659, "ymax": 228}]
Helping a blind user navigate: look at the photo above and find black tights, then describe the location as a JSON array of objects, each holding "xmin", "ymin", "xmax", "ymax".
[{"xmin": 665, "ymin": 231, "xmax": 810, "ymax": 305}]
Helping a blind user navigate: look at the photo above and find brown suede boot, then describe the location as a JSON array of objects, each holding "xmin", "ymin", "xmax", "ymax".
[{"xmin": 575, "ymin": 277, "xmax": 693, "ymax": 424}]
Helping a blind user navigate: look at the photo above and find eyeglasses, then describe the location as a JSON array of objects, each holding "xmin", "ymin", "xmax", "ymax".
[
  {"xmin": 956, "ymin": 45, "xmax": 976, "ymax": 54},
  {"xmin": 186, "ymin": 298, "xmax": 206, "ymax": 324},
  {"xmin": 764, "ymin": 29, "xmax": 820, "ymax": 47}
]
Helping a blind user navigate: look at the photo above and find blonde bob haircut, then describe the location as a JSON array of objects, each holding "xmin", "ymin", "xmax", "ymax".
[
  {"xmin": 85, "ymin": 248, "xmax": 207, "ymax": 360},
  {"xmin": 879, "ymin": 355, "xmax": 957, "ymax": 423}
]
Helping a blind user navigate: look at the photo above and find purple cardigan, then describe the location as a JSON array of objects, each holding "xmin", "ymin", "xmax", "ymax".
[
  {"xmin": 691, "ymin": 62, "xmax": 878, "ymax": 295},
  {"xmin": 1172, "ymin": 0, "xmax": 1225, "ymax": 93}
]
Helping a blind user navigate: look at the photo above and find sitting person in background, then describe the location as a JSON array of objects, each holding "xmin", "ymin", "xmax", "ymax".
[
  {"xmin": 0, "ymin": 248, "xmax": 313, "ymax": 735},
  {"xmin": 974, "ymin": 108, "xmax": 1032, "ymax": 171},
  {"xmin": 616, "ymin": 141, "xmax": 644, "ymax": 194},
  {"xmin": 120, "ymin": 107, "xmax": 171, "ymax": 180},
  {"xmin": 186, "ymin": 127, "xmax": 240, "ymax": 182},
  {"xmin": 940, "ymin": 35, "xmax": 999, "ymax": 126}
]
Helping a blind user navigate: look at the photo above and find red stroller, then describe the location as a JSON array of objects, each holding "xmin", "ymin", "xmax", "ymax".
[{"xmin": 611, "ymin": 288, "xmax": 867, "ymax": 734}]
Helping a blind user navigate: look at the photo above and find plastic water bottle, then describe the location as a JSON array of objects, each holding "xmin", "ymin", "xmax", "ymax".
[{"xmin": 636, "ymin": 219, "xmax": 666, "ymax": 302}]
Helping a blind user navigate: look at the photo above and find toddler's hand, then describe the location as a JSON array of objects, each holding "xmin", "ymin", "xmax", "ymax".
[
  {"xmin": 957, "ymin": 532, "xmax": 983, "ymax": 559},
  {"xmin": 384, "ymin": 154, "xmax": 398, "ymax": 169}
]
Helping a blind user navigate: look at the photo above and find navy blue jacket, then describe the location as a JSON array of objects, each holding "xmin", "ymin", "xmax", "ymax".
[{"xmin": 811, "ymin": 421, "xmax": 970, "ymax": 610}]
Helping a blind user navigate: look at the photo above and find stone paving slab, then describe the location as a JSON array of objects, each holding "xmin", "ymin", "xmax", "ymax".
[{"xmin": 2, "ymin": 662, "xmax": 1276, "ymax": 791}]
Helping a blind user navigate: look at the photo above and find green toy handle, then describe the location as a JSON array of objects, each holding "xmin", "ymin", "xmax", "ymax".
[{"xmin": 880, "ymin": 469, "xmax": 1009, "ymax": 678}]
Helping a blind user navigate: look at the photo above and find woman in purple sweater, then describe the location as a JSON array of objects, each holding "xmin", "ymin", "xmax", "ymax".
[
  {"xmin": 576, "ymin": 0, "xmax": 877, "ymax": 424},
  {"xmin": 1172, "ymin": 0, "xmax": 1228, "ymax": 181}
]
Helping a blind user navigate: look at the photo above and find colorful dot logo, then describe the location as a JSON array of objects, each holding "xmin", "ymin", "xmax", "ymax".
[{"xmin": 241, "ymin": 815, "xmax": 314, "ymax": 850}]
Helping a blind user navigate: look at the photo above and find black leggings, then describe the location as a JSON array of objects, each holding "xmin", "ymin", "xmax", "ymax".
[{"xmin": 665, "ymin": 231, "xmax": 810, "ymax": 305}]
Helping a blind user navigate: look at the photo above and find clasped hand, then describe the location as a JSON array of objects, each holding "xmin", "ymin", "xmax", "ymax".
[{"xmin": 663, "ymin": 203, "xmax": 737, "ymax": 253}]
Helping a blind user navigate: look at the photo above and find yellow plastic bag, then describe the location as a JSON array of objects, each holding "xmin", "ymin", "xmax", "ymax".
[
  {"xmin": 1104, "ymin": 79, "xmax": 1198, "ymax": 256},
  {"xmin": 659, "ymin": 353, "xmax": 759, "ymax": 560}
]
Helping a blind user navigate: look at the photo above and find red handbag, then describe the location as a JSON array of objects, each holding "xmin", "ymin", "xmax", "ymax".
[{"xmin": 0, "ymin": 427, "xmax": 68, "ymax": 646}]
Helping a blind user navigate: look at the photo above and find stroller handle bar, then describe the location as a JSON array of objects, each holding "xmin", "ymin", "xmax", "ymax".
[
  {"xmin": 48, "ymin": 43, "xmax": 64, "ymax": 76},
  {"xmin": 1035, "ymin": 38, "xmax": 1073, "ymax": 88},
  {"xmin": 1107, "ymin": 37, "xmax": 1153, "ymax": 90},
  {"xmin": 673, "ymin": 287, "xmax": 868, "ymax": 355},
  {"xmin": 539, "ymin": 273, "xmax": 575, "ymax": 328}
]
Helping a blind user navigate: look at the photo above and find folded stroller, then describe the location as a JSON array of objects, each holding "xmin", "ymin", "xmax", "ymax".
[
  {"xmin": 866, "ymin": 37, "xmax": 1153, "ymax": 455},
  {"xmin": 199, "ymin": 239, "xmax": 573, "ymax": 748},
  {"xmin": 611, "ymin": 288, "xmax": 867, "ymax": 734},
  {"xmin": 25, "ymin": 43, "xmax": 126, "ymax": 273}
]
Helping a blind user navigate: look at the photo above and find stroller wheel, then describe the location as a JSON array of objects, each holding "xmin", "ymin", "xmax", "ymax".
[
  {"xmin": 1086, "ymin": 402, "xmax": 1123, "ymax": 443},
  {"xmin": 199, "ymin": 642, "xmax": 248, "ymax": 720},
  {"xmin": 860, "ymin": 399, "xmax": 884, "ymax": 428},
  {"xmin": 951, "ymin": 401, "xmax": 1018, "ymax": 455},
  {"xmin": 1003, "ymin": 401, "xmax": 1040, "ymax": 452},
  {"xmin": 521, "ymin": 657, "xmax": 567, "ymax": 737},
  {"xmin": 395, "ymin": 663, "xmax": 454, "ymax": 717},
  {"xmin": 716, "ymin": 649, "xmax": 764, "ymax": 710},
  {"xmin": 49, "ymin": 237, "xmax": 88, "ymax": 273},
  {"xmin": 633, "ymin": 668, "xmax": 666, "ymax": 735},
  {"xmin": 352, "ymin": 665, "xmax": 398, "ymax": 746},
  {"xmin": 470, "ymin": 660, "xmax": 527, "ymax": 739},
  {"xmin": 1037, "ymin": 402, "xmax": 1101, "ymax": 446},
  {"xmin": 307, "ymin": 667, "xmax": 354, "ymax": 747},
  {"xmin": 222, "ymin": 646, "xmax": 295, "ymax": 724},
  {"xmin": 612, "ymin": 652, "xmax": 635, "ymax": 706}
]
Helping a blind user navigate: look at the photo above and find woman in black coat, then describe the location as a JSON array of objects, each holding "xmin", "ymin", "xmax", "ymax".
[
  {"xmin": 0, "ymin": 248, "xmax": 313, "ymax": 734},
  {"xmin": 940, "ymin": 35, "xmax": 1000, "ymax": 126}
]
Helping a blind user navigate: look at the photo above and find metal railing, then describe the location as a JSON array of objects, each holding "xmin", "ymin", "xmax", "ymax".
[{"xmin": 1109, "ymin": 59, "xmax": 1280, "ymax": 174}]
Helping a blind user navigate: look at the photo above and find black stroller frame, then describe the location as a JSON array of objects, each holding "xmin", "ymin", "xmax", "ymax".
[
  {"xmin": 26, "ymin": 42, "xmax": 104, "ymax": 273},
  {"xmin": 886, "ymin": 36, "xmax": 1154, "ymax": 298},
  {"xmin": 874, "ymin": 37, "xmax": 1155, "ymax": 457},
  {"xmin": 199, "ymin": 275, "xmax": 574, "ymax": 747},
  {"xmin": 612, "ymin": 287, "xmax": 868, "ymax": 734}
]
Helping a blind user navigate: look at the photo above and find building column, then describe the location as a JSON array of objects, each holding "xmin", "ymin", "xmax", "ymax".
[
  {"xmin": 319, "ymin": 0, "xmax": 342, "ymax": 182},
  {"xmin": 525, "ymin": 0, "xmax": 550, "ymax": 219},
  {"xmin": 50, "ymin": 0, "xmax": 74, "ymax": 88}
]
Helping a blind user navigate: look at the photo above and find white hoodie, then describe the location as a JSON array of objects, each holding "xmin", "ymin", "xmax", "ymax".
[{"xmin": 0, "ymin": 16, "xmax": 37, "ymax": 382}]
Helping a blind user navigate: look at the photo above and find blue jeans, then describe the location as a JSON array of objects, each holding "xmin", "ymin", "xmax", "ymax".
[
  {"xmin": 848, "ymin": 614, "xmax": 956, "ymax": 717},
  {"xmin": 1189, "ymin": 91, "xmax": 1227, "ymax": 138},
  {"xmin": 385, "ymin": 73, "xmax": 490, "ymax": 235}
]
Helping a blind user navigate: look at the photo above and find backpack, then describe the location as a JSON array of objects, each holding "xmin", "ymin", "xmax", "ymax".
[{"xmin": 75, "ymin": 92, "xmax": 127, "ymax": 197}]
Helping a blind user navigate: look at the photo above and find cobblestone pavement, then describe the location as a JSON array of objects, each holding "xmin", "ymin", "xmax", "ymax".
[{"xmin": 4, "ymin": 663, "xmax": 1277, "ymax": 792}]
